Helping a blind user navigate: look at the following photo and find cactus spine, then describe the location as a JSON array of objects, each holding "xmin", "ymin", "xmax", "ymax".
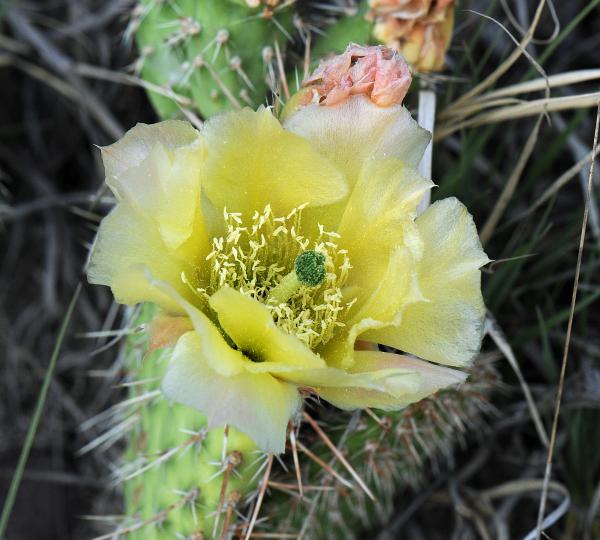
[{"xmin": 260, "ymin": 357, "xmax": 499, "ymax": 539}]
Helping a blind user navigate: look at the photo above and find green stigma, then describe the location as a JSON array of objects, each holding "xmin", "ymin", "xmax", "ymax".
[
  {"xmin": 294, "ymin": 251, "xmax": 326, "ymax": 287},
  {"xmin": 268, "ymin": 250, "xmax": 327, "ymax": 304}
]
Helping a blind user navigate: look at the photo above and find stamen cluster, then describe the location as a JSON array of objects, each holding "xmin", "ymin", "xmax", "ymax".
[{"xmin": 187, "ymin": 205, "xmax": 355, "ymax": 349}]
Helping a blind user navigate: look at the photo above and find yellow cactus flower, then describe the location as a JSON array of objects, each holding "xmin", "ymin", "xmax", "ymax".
[
  {"xmin": 369, "ymin": 0, "xmax": 455, "ymax": 72},
  {"xmin": 88, "ymin": 62, "xmax": 487, "ymax": 453}
]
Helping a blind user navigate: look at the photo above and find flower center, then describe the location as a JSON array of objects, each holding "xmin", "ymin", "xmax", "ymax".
[{"xmin": 183, "ymin": 205, "xmax": 356, "ymax": 349}]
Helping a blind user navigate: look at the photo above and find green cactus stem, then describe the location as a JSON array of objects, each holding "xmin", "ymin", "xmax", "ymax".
[
  {"xmin": 130, "ymin": 0, "xmax": 295, "ymax": 120},
  {"xmin": 100, "ymin": 303, "xmax": 266, "ymax": 539}
]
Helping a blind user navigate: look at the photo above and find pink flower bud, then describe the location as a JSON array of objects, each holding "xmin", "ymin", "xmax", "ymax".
[{"xmin": 303, "ymin": 43, "xmax": 412, "ymax": 108}]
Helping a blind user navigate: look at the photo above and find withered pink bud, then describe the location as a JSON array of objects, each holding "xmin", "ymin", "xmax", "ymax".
[
  {"xmin": 369, "ymin": 0, "xmax": 455, "ymax": 72},
  {"xmin": 370, "ymin": 0, "xmax": 432, "ymax": 19},
  {"xmin": 303, "ymin": 43, "xmax": 412, "ymax": 107}
]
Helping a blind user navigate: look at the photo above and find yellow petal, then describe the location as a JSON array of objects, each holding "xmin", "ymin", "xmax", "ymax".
[
  {"xmin": 87, "ymin": 202, "xmax": 198, "ymax": 310},
  {"xmin": 316, "ymin": 350, "xmax": 467, "ymax": 410},
  {"xmin": 201, "ymin": 108, "xmax": 348, "ymax": 218},
  {"xmin": 364, "ymin": 198, "xmax": 489, "ymax": 366},
  {"xmin": 101, "ymin": 120, "xmax": 199, "ymax": 182},
  {"xmin": 156, "ymin": 144, "xmax": 206, "ymax": 251},
  {"xmin": 322, "ymin": 246, "xmax": 423, "ymax": 369},
  {"xmin": 284, "ymin": 96, "xmax": 431, "ymax": 186},
  {"xmin": 148, "ymin": 276, "xmax": 247, "ymax": 377},
  {"xmin": 347, "ymin": 246, "xmax": 424, "ymax": 329},
  {"xmin": 244, "ymin": 361, "xmax": 396, "ymax": 390},
  {"xmin": 319, "ymin": 161, "xmax": 434, "ymax": 367},
  {"xmin": 338, "ymin": 158, "xmax": 432, "ymax": 298},
  {"xmin": 89, "ymin": 120, "xmax": 211, "ymax": 308},
  {"xmin": 208, "ymin": 286, "xmax": 326, "ymax": 370},
  {"xmin": 162, "ymin": 332, "xmax": 300, "ymax": 454},
  {"xmin": 207, "ymin": 288, "xmax": 398, "ymax": 391},
  {"xmin": 102, "ymin": 121, "xmax": 207, "ymax": 252}
]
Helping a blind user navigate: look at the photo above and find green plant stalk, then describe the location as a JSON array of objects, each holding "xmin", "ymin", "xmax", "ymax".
[{"xmin": 0, "ymin": 282, "xmax": 82, "ymax": 538}]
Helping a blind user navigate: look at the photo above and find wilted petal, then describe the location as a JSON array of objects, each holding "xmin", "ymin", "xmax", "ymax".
[
  {"xmin": 304, "ymin": 43, "xmax": 412, "ymax": 108},
  {"xmin": 87, "ymin": 202, "xmax": 198, "ymax": 310},
  {"xmin": 370, "ymin": 0, "xmax": 455, "ymax": 72},
  {"xmin": 316, "ymin": 350, "xmax": 467, "ymax": 410},
  {"xmin": 149, "ymin": 313, "xmax": 194, "ymax": 352},
  {"xmin": 369, "ymin": 0, "xmax": 432, "ymax": 19}
]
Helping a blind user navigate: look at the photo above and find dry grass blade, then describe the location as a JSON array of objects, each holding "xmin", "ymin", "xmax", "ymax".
[
  {"xmin": 461, "ymin": 69, "xmax": 600, "ymax": 105},
  {"xmin": 534, "ymin": 101, "xmax": 600, "ymax": 539},
  {"xmin": 480, "ymin": 114, "xmax": 543, "ymax": 244},
  {"xmin": 485, "ymin": 315, "xmax": 549, "ymax": 447},
  {"xmin": 482, "ymin": 479, "xmax": 570, "ymax": 540},
  {"xmin": 436, "ymin": 92, "xmax": 600, "ymax": 141},
  {"xmin": 244, "ymin": 455, "xmax": 274, "ymax": 540},
  {"xmin": 0, "ymin": 53, "xmax": 78, "ymax": 100},
  {"xmin": 449, "ymin": 0, "xmax": 547, "ymax": 109},
  {"xmin": 440, "ymin": 69, "xmax": 600, "ymax": 122},
  {"xmin": 74, "ymin": 63, "xmax": 194, "ymax": 107},
  {"xmin": 510, "ymin": 141, "xmax": 600, "ymax": 224},
  {"xmin": 7, "ymin": 9, "xmax": 124, "ymax": 139},
  {"xmin": 303, "ymin": 411, "xmax": 375, "ymax": 501}
]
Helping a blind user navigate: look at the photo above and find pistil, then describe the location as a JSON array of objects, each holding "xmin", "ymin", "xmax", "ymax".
[{"xmin": 268, "ymin": 250, "xmax": 326, "ymax": 304}]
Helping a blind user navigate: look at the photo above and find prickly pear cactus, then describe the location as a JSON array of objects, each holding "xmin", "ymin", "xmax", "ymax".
[
  {"xmin": 130, "ymin": 0, "xmax": 295, "ymax": 119},
  {"xmin": 260, "ymin": 357, "xmax": 499, "ymax": 539},
  {"xmin": 98, "ymin": 8, "xmax": 497, "ymax": 539},
  {"xmin": 111, "ymin": 303, "xmax": 265, "ymax": 539}
]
